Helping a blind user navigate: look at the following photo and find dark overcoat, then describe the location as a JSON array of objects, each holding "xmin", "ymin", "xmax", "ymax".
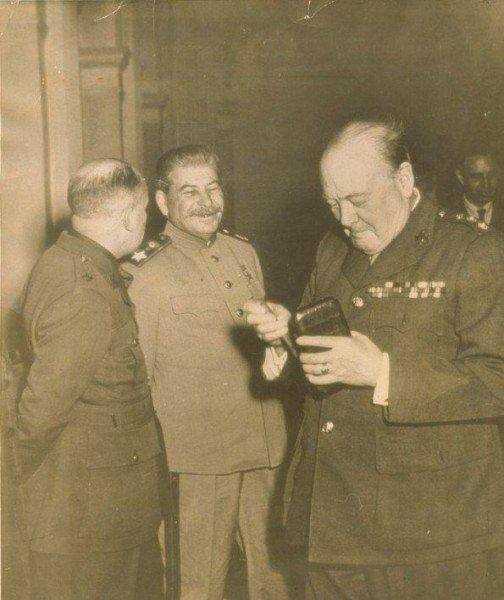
[
  {"xmin": 284, "ymin": 197, "xmax": 504, "ymax": 566},
  {"xmin": 14, "ymin": 231, "xmax": 163, "ymax": 555}
]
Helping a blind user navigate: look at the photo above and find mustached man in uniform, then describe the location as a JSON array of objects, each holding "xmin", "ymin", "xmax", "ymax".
[
  {"xmin": 451, "ymin": 150, "xmax": 503, "ymax": 232},
  {"xmin": 12, "ymin": 160, "xmax": 165, "ymax": 600},
  {"xmin": 245, "ymin": 120, "xmax": 504, "ymax": 599},
  {"xmin": 126, "ymin": 146, "xmax": 290, "ymax": 599}
]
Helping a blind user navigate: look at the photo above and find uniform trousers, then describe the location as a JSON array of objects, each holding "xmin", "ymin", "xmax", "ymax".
[
  {"xmin": 305, "ymin": 548, "xmax": 504, "ymax": 600},
  {"xmin": 178, "ymin": 466, "xmax": 291, "ymax": 600},
  {"xmin": 29, "ymin": 536, "xmax": 164, "ymax": 600}
]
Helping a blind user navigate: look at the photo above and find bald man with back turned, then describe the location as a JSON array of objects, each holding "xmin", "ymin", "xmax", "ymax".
[{"xmin": 13, "ymin": 159, "xmax": 165, "ymax": 600}]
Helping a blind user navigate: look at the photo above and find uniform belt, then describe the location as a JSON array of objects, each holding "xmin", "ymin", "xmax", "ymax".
[{"xmin": 74, "ymin": 396, "xmax": 154, "ymax": 429}]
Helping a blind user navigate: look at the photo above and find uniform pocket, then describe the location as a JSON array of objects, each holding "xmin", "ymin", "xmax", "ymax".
[
  {"xmin": 373, "ymin": 424, "xmax": 494, "ymax": 551},
  {"xmin": 81, "ymin": 418, "xmax": 163, "ymax": 540}
]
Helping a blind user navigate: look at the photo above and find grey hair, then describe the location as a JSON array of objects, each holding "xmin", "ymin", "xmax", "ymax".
[
  {"xmin": 68, "ymin": 159, "xmax": 144, "ymax": 218},
  {"xmin": 327, "ymin": 118, "xmax": 410, "ymax": 171}
]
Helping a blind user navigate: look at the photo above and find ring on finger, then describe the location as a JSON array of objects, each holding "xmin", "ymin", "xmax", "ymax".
[{"xmin": 319, "ymin": 364, "xmax": 330, "ymax": 375}]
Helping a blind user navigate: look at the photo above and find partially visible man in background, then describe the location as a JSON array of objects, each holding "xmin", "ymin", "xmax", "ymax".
[
  {"xmin": 126, "ymin": 145, "xmax": 290, "ymax": 600},
  {"xmin": 11, "ymin": 159, "xmax": 165, "ymax": 600},
  {"xmin": 246, "ymin": 119, "xmax": 504, "ymax": 599},
  {"xmin": 452, "ymin": 149, "xmax": 503, "ymax": 230}
]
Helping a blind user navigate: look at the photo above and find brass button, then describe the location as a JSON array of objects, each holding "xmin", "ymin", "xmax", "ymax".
[
  {"xmin": 132, "ymin": 453, "xmax": 139, "ymax": 463},
  {"xmin": 211, "ymin": 255, "xmax": 220, "ymax": 262},
  {"xmin": 321, "ymin": 421, "xmax": 334, "ymax": 433},
  {"xmin": 224, "ymin": 281, "xmax": 233, "ymax": 289},
  {"xmin": 235, "ymin": 308, "xmax": 244, "ymax": 317},
  {"xmin": 132, "ymin": 338, "xmax": 138, "ymax": 346},
  {"xmin": 352, "ymin": 296, "xmax": 364, "ymax": 308}
]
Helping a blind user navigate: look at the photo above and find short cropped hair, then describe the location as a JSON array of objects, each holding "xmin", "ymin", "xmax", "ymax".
[
  {"xmin": 327, "ymin": 118, "xmax": 410, "ymax": 171},
  {"xmin": 68, "ymin": 159, "xmax": 144, "ymax": 218},
  {"xmin": 155, "ymin": 145, "xmax": 219, "ymax": 193}
]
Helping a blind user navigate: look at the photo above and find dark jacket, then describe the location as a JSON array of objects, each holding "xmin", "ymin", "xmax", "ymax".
[
  {"xmin": 284, "ymin": 197, "xmax": 504, "ymax": 566},
  {"xmin": 14, "ymin": 231, "xmax": 163, "ymax": 554}
]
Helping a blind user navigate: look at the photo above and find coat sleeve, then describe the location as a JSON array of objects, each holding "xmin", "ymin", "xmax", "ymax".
[
  {"xmin": 386, "ymin": 232, "xmax": 504, "ymax": 424},
  {"xmin": 15, "ymin": 288, "xmax": 111, "ymax": 448}
]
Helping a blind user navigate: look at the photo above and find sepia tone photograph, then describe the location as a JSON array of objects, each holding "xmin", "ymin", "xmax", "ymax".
[{"xmin": 1, "ymin": 1, "xmax": 504, "ymax": 598}]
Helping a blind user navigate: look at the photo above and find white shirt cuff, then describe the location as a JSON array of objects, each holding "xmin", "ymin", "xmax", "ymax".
[
  {"xmin": 372, "ymin": 352, "xmax": 389, "ymax": 406},
  {"xmin": 263, "ymin": 346, "xmax": 288, "ymax": 380}
]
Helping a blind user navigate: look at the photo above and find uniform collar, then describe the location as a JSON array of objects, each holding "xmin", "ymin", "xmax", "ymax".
[
  {"xmin": 163, "ymin": 220, "xmax": 217, "ymax": 250},
  {"xmin": 463, "ymin": 197, "xmax": 493, "ymax": 219},
  {"xmin": 342, "ymin": 192, "xmax": 437, "ymax": 289},
  {"xmin": 57, "ymin": 230, "xmax": 124, "ymax": 286}
]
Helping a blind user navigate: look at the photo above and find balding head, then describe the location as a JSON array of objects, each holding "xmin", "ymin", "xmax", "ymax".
[
  {"xmin": 68, "ymin": 159, "xmax": 148, "ymax": 258},
  {"xmin": 68, "ymin": 159, "xmax": 145, "ymax": 219},
  {"xmin": 320, "ymin": 119, "xmax": 416, "ymax": 255}
]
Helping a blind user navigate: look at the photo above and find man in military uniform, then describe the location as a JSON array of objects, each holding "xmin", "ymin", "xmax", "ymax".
[
  {"xmin": 13, "ymin": 159, "xmax": 165, "ymax": 599},
  {"xmin": 126, "ymin": 145, "xmax": 290, "ymax": 599},
  {"xmin": 245, "ymin": 120, "xmax": 504, "ymax": 599},
  {"xmin": 451, "ymin": 149, "xmax": 503, "ymax": 231}
]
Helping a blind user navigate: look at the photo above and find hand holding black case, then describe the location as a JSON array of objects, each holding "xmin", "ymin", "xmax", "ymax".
[
  {"xmin": 294, "ymin": 297, "xmax": 350, "ymax": 350},
  {"xmin": 293, "ymin": 297, "xmax": 350, "ymax": 396}
]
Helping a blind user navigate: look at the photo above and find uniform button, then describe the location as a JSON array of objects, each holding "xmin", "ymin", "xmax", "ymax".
[
  {"xmin": 352, "ymin": 296, "xmax": 364, "ymax": 308},
  {"xmin": 321, "ymin": 421, "xmax": 334, "ymax": 433},
  {"xmin": 211, "ymin": 255, "xmax": 220, "ymax": 262},
  {"xmin": 224, "ymin": 281, "xmax": 233, "ymax": 289},
  {"xmin": 235, "ymin": 308, "xmax": 244, "ymax": 317},
  {"xmin": 132, "ymin": 338, "xmax": 138, "ymax": 346},
  {"xmin": 132, "ymin": 453, "xmax": 139, "ymax": 463}
]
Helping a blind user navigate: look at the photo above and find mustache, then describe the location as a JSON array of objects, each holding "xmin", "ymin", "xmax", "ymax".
[{"xmin": 190, "ymin": 208, "xmax": 222, "ymax": 217}]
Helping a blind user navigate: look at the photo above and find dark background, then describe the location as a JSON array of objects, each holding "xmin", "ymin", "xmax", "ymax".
[{"xmin": 137, "ymin": 0, "xmax": 504, "ymax": 307}]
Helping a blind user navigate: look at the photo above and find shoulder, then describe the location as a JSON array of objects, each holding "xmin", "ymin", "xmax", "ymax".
[
  {"xmin": 434, "ymin": 208, "xmax": 504, "ymax": 278},
  {"xmin": 317, "ymin": 227, "xmax": 348, "ymax": 260},
  {"xmin": 219, "ymin": 227, "xmax": 254, "ymax": 248},
  {"xmin": 124, "ymin": 233, "xmax": 173, "ymax": 269},
  {"xmin": 27, "ymin": 244, "xmax": 107, "ymax": 302},
  {"xmin": 218, "ymin": 228, "xmax": 257, "ymax": 257},
  {"xmin": 122, "ymin": 232, "xmax": 173, "ymax": 282}
]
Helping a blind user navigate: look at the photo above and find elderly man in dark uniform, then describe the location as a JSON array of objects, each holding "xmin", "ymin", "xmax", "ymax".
[
  {"xmin": 245, "ymin": 120, "xmax": 504, "ymax": 599},
  {"xmin": 451, "ymin": 150, "xmax": 503, "ymax": 231},
  {"xmin": 126, "ymin": 146, "xmax": 289, "ymax": 599},
  {"xmin": 13, "ymin": 159, "xmax": 165, "ymax": 600}
]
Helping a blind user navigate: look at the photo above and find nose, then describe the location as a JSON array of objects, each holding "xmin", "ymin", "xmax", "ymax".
[
  {"xmin": 338, "ymin": 200, "xmax": 358, "ymax": 228},
  {"xmin": 199, "ymin": 190, "xmax": 215, "ymax": 209}
]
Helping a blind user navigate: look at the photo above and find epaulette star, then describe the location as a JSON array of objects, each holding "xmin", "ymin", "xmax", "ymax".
[{"xmin": 126, "ymin": 233, "xmax": 172, "ymax": 266}]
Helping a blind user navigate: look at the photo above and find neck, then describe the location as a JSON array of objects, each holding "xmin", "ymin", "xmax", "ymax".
[{"xmin": 72, "ymin": 217, "xmax": 123, "ymax": 258}]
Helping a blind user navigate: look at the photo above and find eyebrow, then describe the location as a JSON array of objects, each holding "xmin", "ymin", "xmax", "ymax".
[{"xmin": 179, "ymin": 180, "xmax": 220, "ymax": 191}]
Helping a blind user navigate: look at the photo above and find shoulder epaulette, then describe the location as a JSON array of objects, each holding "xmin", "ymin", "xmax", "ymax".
[
  {"xmin": 220, "ymin": 227, "xmax": 250, "ymax": 243},
  {"xmin": 437, "ymin": 209, "xmax": 491, "ymax": 233},
  {"xmin": 126, "ymin": 233, "xmax": 172, "ymax": 267}
]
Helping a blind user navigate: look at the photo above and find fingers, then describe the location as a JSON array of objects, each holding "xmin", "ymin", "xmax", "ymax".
[
  {"xmin": 299, "ymin": 350, "xmax": 333, "ymax": 365},
  {"xmin": 297, "ymin": 335, "xmax": 340, "ymax": 349},
  {"xmin": 302, "ymin": 362, "xmax": 331, "ymax": 375},
  {"xmin": 305, "ymin": 373, "xmax": 340, "ymax": 385}
]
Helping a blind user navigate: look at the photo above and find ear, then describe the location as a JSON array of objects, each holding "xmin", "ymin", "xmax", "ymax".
[
  {"xmin": 395, "ymin": 161, "xmax": 415, "ymax": 198},
  {"xmin": 156, "ymin": 190, "xmax": 169, "ymax": 217},
  {"xmin": 122, "ymin": 204, "xmax": 136, "ymax": 232}
]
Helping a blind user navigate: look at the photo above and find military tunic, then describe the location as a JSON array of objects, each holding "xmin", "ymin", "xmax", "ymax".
[
  {"xmin": 126, "ymin": 221, "xmax": 287, "ymax": 474},
  {"xmin": 284, "ymin": 197, "xmax": 504, "ymax": 567},
  {"xmin": 15, "ymin": 231, "xmax": 164, "ymax": 556},
  {"xmin": 126, "ymin": 222, "xmax": 291, "ymax": 600}
]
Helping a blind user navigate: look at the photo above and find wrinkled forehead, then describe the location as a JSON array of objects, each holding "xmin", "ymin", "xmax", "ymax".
[
  {"xmin": 170, "ymin": 163, "xmax": 219, "ymax": 188},
  {"xmin": 465, "ymin": 155, "xmax": 496, "ymax": 175},
  {"xmin": 321, "ymin": 140, "xmax": 389, "ymax": 195}
]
